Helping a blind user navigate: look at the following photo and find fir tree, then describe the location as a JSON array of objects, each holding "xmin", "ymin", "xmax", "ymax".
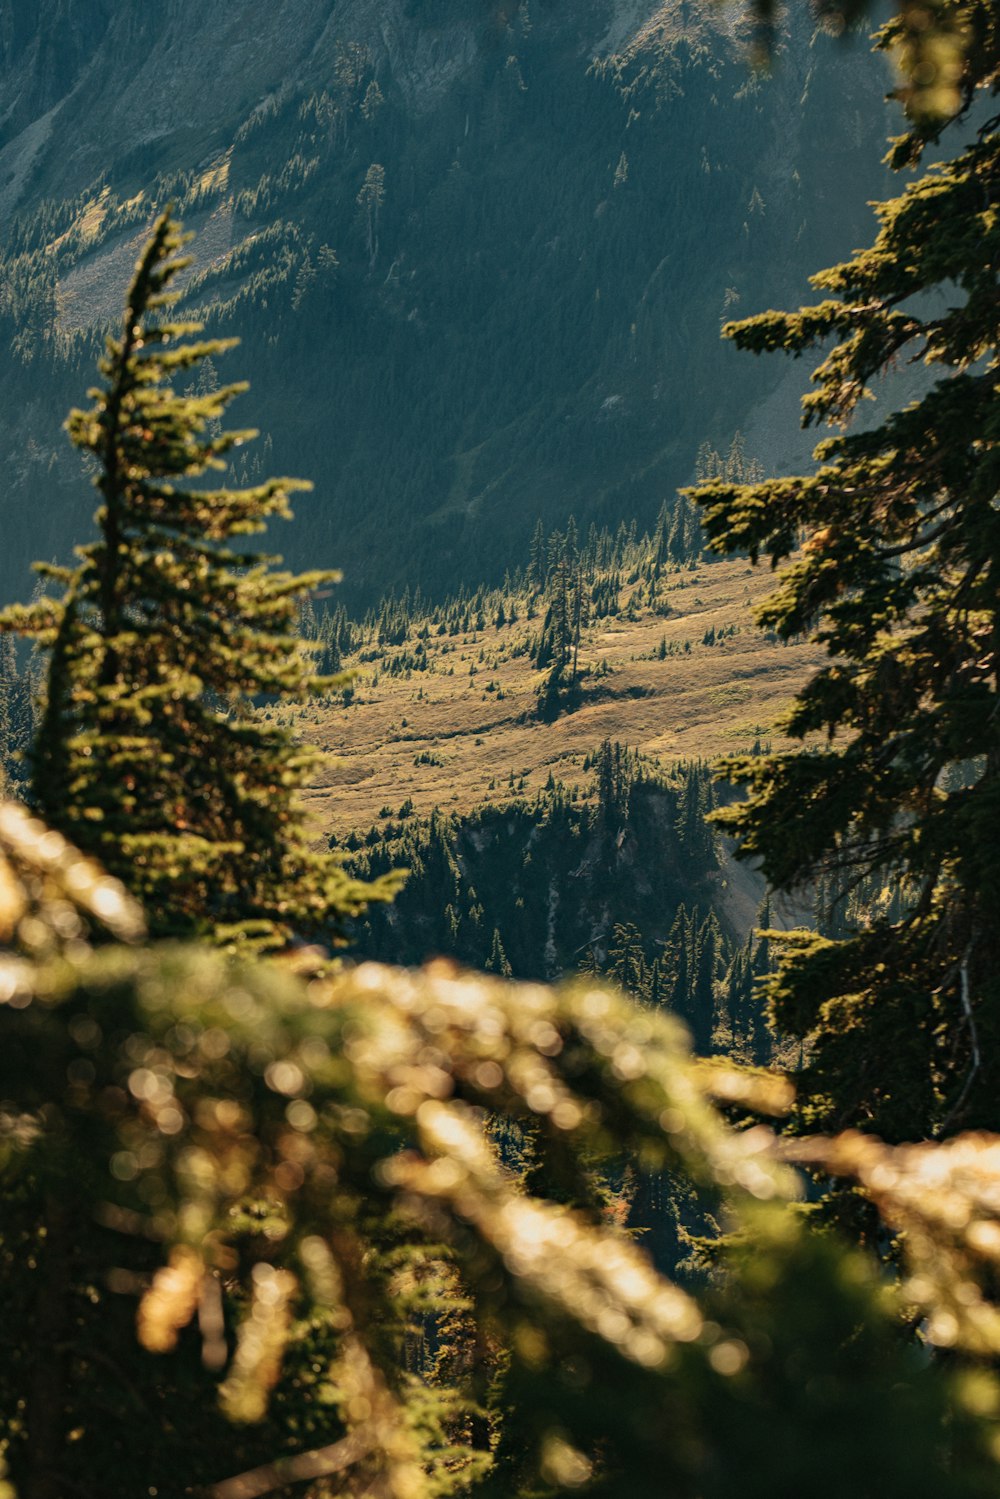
[
  {"xmin": 0, "ymin": 212, "xmax": 396, "ymax": 949},
  {"xmin": 689, "ymin": 23, "xmax": 1000, "ymax": 1137},
  {"xmin": 691, "ymin": 911, "xmax": 723, "ymax": 1053},
  {"xmin": 486, "ymin": 925, "xmax": 513, "ymax": 977},
  {"xmin": 666, "ymin": 903, "xmax": 693, "ymax": 1018},
  {"xmin": 609, "ymin": 920, "xmax": 648, "ymax": 999},
  {"xmin": 527, "ymin": 517, "xmax": 546, "ymax": 591},
  {"xmin": 725, "ymin": 944, "xmax": 756, "ymax": 1054},
  {"xmin": 357, "ymin": 162, "xmax": 386, "ymax": 268},
  {"xmin": 0, "ymin": 637, "xmax": 15, "ymax": 790},
  {"xmin": 752, "ymin": 894, "xmax": 772, "ymax": 980},
  {"xmin": 535, "ymin": 551, "xmax": 588, "ymax": 718}
]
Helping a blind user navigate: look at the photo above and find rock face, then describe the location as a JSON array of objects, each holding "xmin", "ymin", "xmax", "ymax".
[
  {"xmin": 0, "ymin": 1, "xmax": 114, "ymax": 138},
  {"xmin": 0, "ymin": 1, "xmax": 890, "ymax": 608},
  {"xmin": 0, "ymin": 0, "xmax": 750, "ymax": 212},
  {"xmin": 1, "ymin": 2, "xmax": 517, "ymax": 208}
]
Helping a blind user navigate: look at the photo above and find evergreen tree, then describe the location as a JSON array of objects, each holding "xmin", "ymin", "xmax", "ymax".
[
  {"xmin": 674, "ymin": 763, "xmax": 714, "ymax": 864},
  {"xmin": 535, "ymin": 552, "xmax": 588, "ymax": 717},
  {"xmin": 689, "ymin": 23, "xmax": 1000, "ymax": 1137},
  {"xmin": 609, "ymin": 920, "xmax": 648, "ymax": 999},
  {"xmin": 577, "ymin": 944, "xmax": 604, "ymax": 979},
  {"xmin": 691, "ymin": 911, "xmax": 723, "ymax": 1053},
  {"xmin": 0, "ymin": 213, "xmax": 396, "ymax": 949},
  {"xmin": 647, "ymin": 955, "xmax": 666, "ymax": 1009},
  {"xmin": 752, "ymin": 895, "xmax": 772, "ymax": 979},
  {"xmin": 652, "ymin": 500, "xmax": 670, "ymax": 566},
  {"xmin": 486, "ymin": 925, "xmax": 513, "ymax": 977},
  {"xmin": 527, "ymin": 517, "xmax": 546, "ymax": 591},
  {"xmin": 0, "ymin": 637, "xmax": 15, "ymax": 789},
  {"xmin": 725, "ymin": 944, "xmax": 756, "ymax": 1053},
  {"xmin": 666, "ymin": 903, "xmax": 693, "ymax": 1018},
  {"xmin": 357, "ymin": 162, "xmax": 386, "ymax": 267},
  {"xmin": 0, "ymin": 626, "xmax": 37, "ymax": 795}
]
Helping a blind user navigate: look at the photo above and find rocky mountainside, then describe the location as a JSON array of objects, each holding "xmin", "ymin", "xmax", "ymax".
[
  {"xmin": 0, "ymin": 0, "xmax": 891, "ymax": 608},
  {"xmin": 1, "ymin": 0, "xmax": 491, "ymax": 213}
]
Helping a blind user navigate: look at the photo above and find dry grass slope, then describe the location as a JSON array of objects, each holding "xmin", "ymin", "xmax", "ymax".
[{"xmin": 290, "ymin": 556, "xmax": 820, "ymax": 836}]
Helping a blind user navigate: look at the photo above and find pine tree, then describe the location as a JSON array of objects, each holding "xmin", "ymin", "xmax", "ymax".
[
  {"xmin": 752, "ymin": 894, "xmax": 772, "ymax": 979},
  {"xmin": 486, "ymin": 925, "xmax": 513, "ymax": 977},
  {"xmin": 725, "ymin": 944, "xmax": 756, "ymax": 1053},
  {"xmin": 361, "ymin": 78, "xmax": 384, "ymax": 121},
  {"xmin": 0, "ymin": 637, "xmax": 14, "ymax": 790},
  {"xmin": 691, "ymin": 911, "xmax": 723, "ymax": 1053},
  {"xmin": 652, "ymin": 499, "xmax": 670, "ymax": 567},
  {"xmin": 666, "ymin": 903, "xmax": 692, "ymax": 1018},
  {"xmin": 689, "ymin": 23, "xmax": 1000, "ymax": 1137},
  {"xmin": 527, "ymin": 517, "xmax": 546, "ymax": 591},
  {"xmin": 609, "ymin": 920, "xmax": 648, "ymax": 999},
  {"xmin": 0, "ymin": 212, "xmax": 396, "ymax": 949},
  {"xmin": 357, "ymin": 162, "xmax": 386, "ymax": 267},
  {"xmin": 674, "ymin": 763, "xmax": 714, "ymax": 864},
  {"xmin": 535, "ymin": 551, "xmax": 588, "ymax": 717},
  {"xmin": 577, "ymin": 943, "xmax": 604, "ymax": 978}
]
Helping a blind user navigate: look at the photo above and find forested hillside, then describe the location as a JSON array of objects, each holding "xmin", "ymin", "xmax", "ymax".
[
  {"xmin": 348, "ymin": 753, "xmax": 782, "ymax": 1062},
  {"xmin": 0, "ymin": 0, "xmax": 889, "ymax": 608}
]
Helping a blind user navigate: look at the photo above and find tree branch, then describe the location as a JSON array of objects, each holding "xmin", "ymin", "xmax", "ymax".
[
  {"xmin": 208, "ymin": 1428, "xmax": 373, "ymax": 1499},
  {"xmin": 938, "ymin": 941, "xmax": 980, "ymax": 1134}
]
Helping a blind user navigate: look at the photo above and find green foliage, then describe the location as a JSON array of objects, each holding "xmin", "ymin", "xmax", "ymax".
[
  {"xmin": 687, "ymin": 24, "xmax": 1000, "ymax": 1138},
  {"xmin": 2, "ymin": 802, "xmax": 1000, "ymax": 1498},
  {"xmin": 0, "ymin": 213, "xmax": 398, "ymax": 949}
]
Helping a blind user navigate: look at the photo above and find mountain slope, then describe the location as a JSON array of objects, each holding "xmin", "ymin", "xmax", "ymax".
[{"xmin": 0, "ymin": 1, "xmax": 890, "ymax": 608}]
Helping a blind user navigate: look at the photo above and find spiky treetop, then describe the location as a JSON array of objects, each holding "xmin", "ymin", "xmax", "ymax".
[{"xmin": 0, "ymin": 212, "xmax": 397, "ymax": 947}]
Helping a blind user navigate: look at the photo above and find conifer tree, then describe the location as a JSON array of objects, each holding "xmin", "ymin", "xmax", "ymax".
[
  {"xmin": 752, "ymin": 895, "xmax": 772, "ymax": 980},
  {"xmin": 691, "ymin": 911, "xmax": 724, "ymax": 1053},
  {"xmin": 527, "ymin": 517, "xmax": 546, "ymax": 591},
  {"xmin": 535, "ymin": 551, "xmax": 588, "ymax": 717},
  {"xmin": 486, "ymin": 925, "xmax": 513, "ymax": 977},
  {"xmin": 647, "ymin": 955, "xmax": 666, "ymax": 1009},
  {"xmin": 667, "ymin": 903, "xmax": 693, "ymax": 1016},
  {"xmin": 0, "ymin": 638, "xmax": 14, "ymax": 790},
  {"xmin": 357, "ymin": 162, "xmax": 386, "ymax": 267},
  {"xmin": 0, "ymin": 212, "xmax": 395, "ymax": 948},
  {"xmin": 689, "ymin": 21, "xmax": 1000, "ymax": 1137},
  {"xmin": 725, "ymin": 945, "xmax": 755, "ymax": 1052},
  {"xmin": 609, "ymin": 920, "xmax": 648, "ymax": 999}
]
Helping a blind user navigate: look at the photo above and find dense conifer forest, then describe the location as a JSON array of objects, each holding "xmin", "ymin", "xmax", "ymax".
[{"xmin": 2, "ymin": 1, "xmax": 1000, "ymax": 1497}]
